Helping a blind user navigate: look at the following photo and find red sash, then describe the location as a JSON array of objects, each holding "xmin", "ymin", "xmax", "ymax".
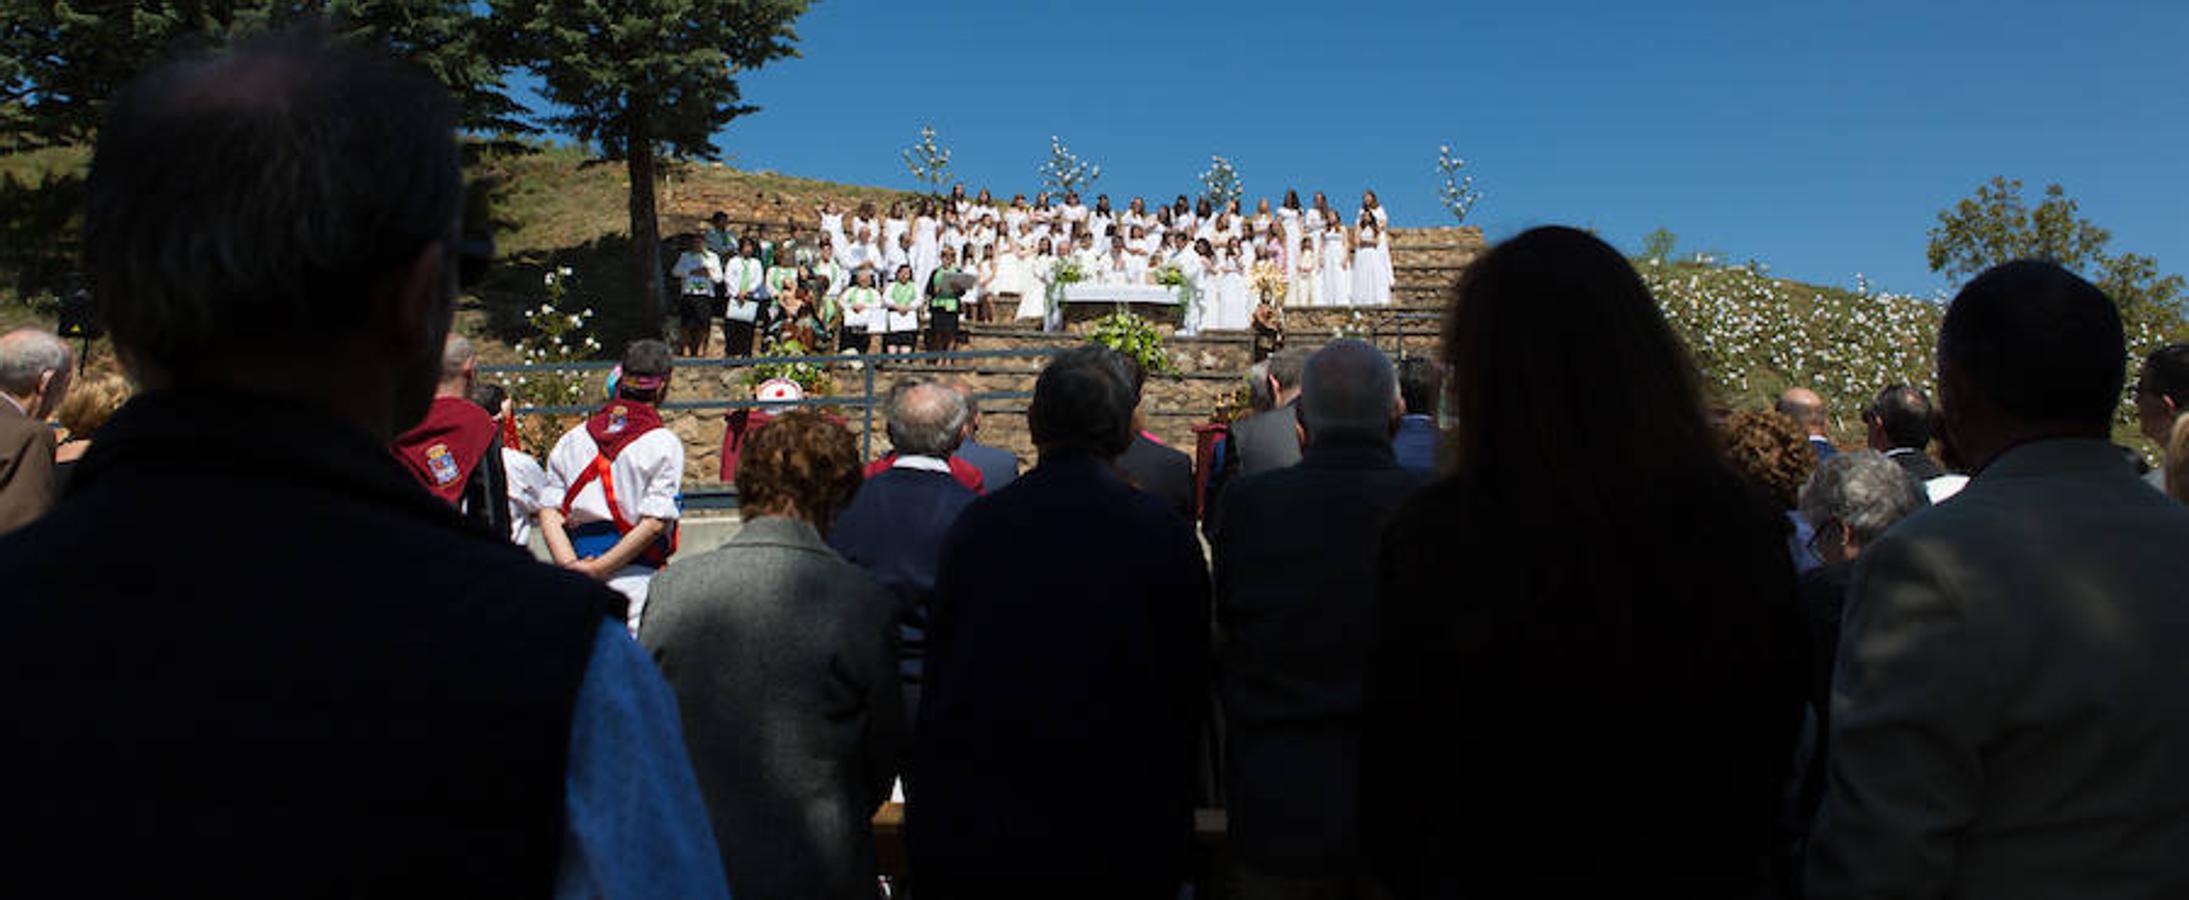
[
  {"xmin": 392, "ymin": 396, "xmax": 499, "ymax": 505},
  {"xmin": 561, "ymin": 401, "xmax": 677, "ymax": 567}
]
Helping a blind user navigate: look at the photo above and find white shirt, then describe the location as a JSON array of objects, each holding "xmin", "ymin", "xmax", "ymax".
[
  {"xmin": 670, "ymin": 251, "xmax": 722, "ymax": 296},
  {"xmin": 503, "ymin": 447, "xmax": 547, "ymax": 546},
  {"xmin": 544, "ymin": 418, "xmax": 684, "ymax": 627}
]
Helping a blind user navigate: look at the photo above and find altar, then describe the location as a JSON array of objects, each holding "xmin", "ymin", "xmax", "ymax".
[{"xmin": 1055, "ymin": 282, "xmax": 1185, "ymax": 329}]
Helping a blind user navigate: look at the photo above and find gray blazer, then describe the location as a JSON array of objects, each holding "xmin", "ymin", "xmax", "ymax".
[
  {"xmin": 0, "ymin": 401, "xmax": 55, "ymax": 535},
  {"xmin": 1808, "ymin": 439, "xmax": 2189, "ymax": 899},
  {"xmin": 641, "ymin": 516, "xmax": 904, "ymax": 900}
]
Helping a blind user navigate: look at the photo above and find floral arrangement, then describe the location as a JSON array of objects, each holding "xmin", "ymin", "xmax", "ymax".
[
  {"xmin": 743, "ymin": 337, "xmax": 836, "ymax": 397},
  {"xmin": 1086, "ymin": 311, "xmax": 1177, "ymax": 376},
  {"xmin": 1044, "ymin": 257, "xmax": 1087, "ymax": 319},
  {"xmin": 1150, "ymin": 264, "xmax": 1197, "ymax": 325}
]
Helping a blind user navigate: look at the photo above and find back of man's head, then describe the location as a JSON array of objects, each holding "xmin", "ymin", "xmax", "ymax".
[
  {"xmin": 469, "ymin": 381, "xmax": 509, "ymax": 419},
  {"xmin": 84, "ymin": 26, "xmax": 462, "ymax": 388},
  {"xmin": 1868, "ymin": 384, "xmax": 1933, "ymax": 450},
  {"xmin": 1397, "ymin": 356, "xmax": 1442, "ymax": 418},
  {"xmin": 1030, "ymin": 345, "xmax": 1135, "ymax": 460},
  {"xmin": 2142, "ymin": 344, "xmax": 2189, "ymax": 407},
  {"xmin": 1244, "ymin": 361, "xmax": 1275, "ymax": 413},
  {"xmin": 1300, "ymin": 339, "xmax": 1399, "ymax": 442},
  {"xmin": 1940, "ymin": 259, "xmax": 2122, "ymax": 434},
  {"xmin": 886, "ymin": 379, "xmax": 968, "ymax": 459},
  {"xmin": 441, "ymin": 335, "xmax": 476, "ymax": 387},
  {"xmin": 617, "ymin": 339, "xmax": 674, "ymax": 403},
  {"xmin": 1268, "ymin": 345, "xmax": 1313, "ymax": 399},
  {"xmin": 1776, "ymin": 387, "xmax": 1825, "ymax": 431},
  {"xmin": 0, "ymin": 329, "xmax": 72, "ymax": 407}
]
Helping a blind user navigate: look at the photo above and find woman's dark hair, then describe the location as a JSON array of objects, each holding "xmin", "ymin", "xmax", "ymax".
[
  {"xmin": 1195, "ymin": 197, "xmax": 1213, "ymax": 218},
  {"xmin": 1444, "ymin": 226, "xmax": 1739, "ymax": 525},
  {"xmin": 1284, "ymin": 189, "xmax": 1301, "ymax": 211}
]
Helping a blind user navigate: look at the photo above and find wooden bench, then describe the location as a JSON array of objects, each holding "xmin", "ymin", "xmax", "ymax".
[{"xmin": 869, "ymin": 803, "xmax": 1229, "ymax": 878}]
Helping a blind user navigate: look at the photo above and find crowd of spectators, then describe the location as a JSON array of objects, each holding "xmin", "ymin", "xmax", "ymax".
[{"xmin": 7, "ymin": 25, "xmax": 2189, "ymax": 900}]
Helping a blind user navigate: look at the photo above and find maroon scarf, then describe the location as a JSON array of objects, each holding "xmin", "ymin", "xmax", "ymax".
[
  {"xmin": 392, "ymin": 396, "xmax": 499, "ymax": 504},
  {"xmin": 586, "ymin": 400, "xmax": 664, "ymax": 459}
]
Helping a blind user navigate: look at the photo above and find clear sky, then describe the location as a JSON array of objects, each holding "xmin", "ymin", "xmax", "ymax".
[{"xmin": 547, "ymin": 0, "xmax": 2189, "ymax": 297}]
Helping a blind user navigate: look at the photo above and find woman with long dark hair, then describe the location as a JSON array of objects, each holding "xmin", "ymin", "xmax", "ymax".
[{"xmin": 1363, "ymin": 227, "xmax": 1805, "ymax": 897}]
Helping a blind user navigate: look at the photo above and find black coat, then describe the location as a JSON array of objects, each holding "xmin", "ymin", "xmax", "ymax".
[
  {"xmin": 0, "ymin": 389, "xmax": 614, "ymax": 896},
  {"xmin": 910, "ymin": 454, "xmax": 1211, "ymax": 895},
  {"xmin": 1214, "ymin": 435, "xmax": 1426, "ymax": 875},
  {"xmin": 1365, "ymin": 475, "xmax": 1807, "ymax": 897},
  {"xmin": 1116, "ymin": 433, "xmax": 1197, "ymax": 523}
]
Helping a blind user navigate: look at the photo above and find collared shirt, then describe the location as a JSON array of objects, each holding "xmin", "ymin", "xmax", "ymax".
[{"xmin": 892, "ymin": 454, "xmax": 954, "ymax": 475}]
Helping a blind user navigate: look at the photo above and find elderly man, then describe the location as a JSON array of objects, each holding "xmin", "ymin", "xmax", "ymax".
[
  {"xmin": 0, "ymin": 30, "xmax": 725, "ymax": 897},
  {"xmin": 1777, "ymin": 386, "xmax": 1838, "ymax": 460},
  {"xmin": 1861, "ymin": 383, "xmax": 1962, "ymax": 503},
  {"xmin": 830, "ymin": 378, "xmax": 980, "ymax": 722},
  {"xmin": 1808, "ymin": 261, "xmax": 2189, "ymax": 899},
  {"xmin": 1206, "ymin": 345, "xmax": 1313, "ymax": 538},
  {"xmin": 392, "ymin": 334, "xmax": 510, "ymax": 534},
  {"xmin": 950, "ymin": 381, "xmax": 1019, "ymax": 492},
  {"xmin": 0, "ymin": 329, "xmax": 71, "ymax": 534},
  {"xmin": 912, "ymin": 346, "xmax": 1211, "ymax": 900},
  {"xmin": 1214, "ymin": 340, "xmax": 1426, "ymax": 896}
]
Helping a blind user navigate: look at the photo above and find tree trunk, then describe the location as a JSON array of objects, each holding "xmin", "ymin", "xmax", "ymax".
[{"xmin": 625, "ymin": 115, "xmax": 666, "ymax": 329}]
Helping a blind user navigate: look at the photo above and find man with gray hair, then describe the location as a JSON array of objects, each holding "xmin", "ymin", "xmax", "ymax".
[
  {"xmin": 0, "ymin": 328, "xmax": 71, "ymax": 534},
  {"xmin": 1205, "ymin": 345, "xmax": 1313, "ymax": 538},
  {"xmin": 0, "ymin": 28, "xmax": 725, "ymax": 897},
  {"xmin": 1787, "ymin": 450, "xmax": 1927, "ymax": 834},
  {"xmin": 1212, "ymin": 339, "xmax": 1426, "ymax": 895},
  {"xmin": 392, "ymin": 333, "xmax": 509, "ymax": 536},
  {"xmin": 830, "ymin": 378, "xmax": 979, "ymax": 722}
]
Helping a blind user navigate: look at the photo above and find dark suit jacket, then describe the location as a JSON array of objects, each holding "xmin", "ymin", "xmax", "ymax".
[
  {"xmin": 1213, "ymin": 434, "xmax": 1425, "ymax": 875},
  {"xmin": 0, "ymin": 401, "xmax": 55, "ymax": 535},
  {"xmin": 1391, "ymin": 414, "xmax": 1440, "ymax": 475},
  {"xmin": 1366, "ymin": 474, "xmax": 1806, "ymax": 896},
  {"xmin": 1116, "ymin": 434, "xmax": 1196, "ymax": 522},
  {"xmin": 1884, "ymin": 446, "xmax": 1945, "ymax": 481},
  {"xmin": 911, "ymin": 454, "xmax": 1211, "ymax": 891},
  {"xmin": 954, "ymin": 439, "xmax": 1019, "ymax": 493},
  {"xmin": 828, "ymin": 464, "xmax": 979, "ymax": 690},
  {"xmin": 1205, "ymin": 401, "xmax": 1302, "ymax": 539},
  {"xmin": 644, "ymin": 516, "xmax": 903, "ymax": 900}
]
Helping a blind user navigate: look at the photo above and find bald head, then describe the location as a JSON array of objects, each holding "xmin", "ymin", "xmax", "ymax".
[
  {"xmin": 0, "ymin": 329, "xmax": 73, "ymax": 418},
  {"xmin": 1777, "ymin": 387, "xmax": 1826, "ymax": 435},
  {"xmin": 1299, "ymin": 339, "xmax": 1399, "ymax": 442},
  {"xmin": 887, "ymin": 379, "xmax": 969, "ymax": 458}
]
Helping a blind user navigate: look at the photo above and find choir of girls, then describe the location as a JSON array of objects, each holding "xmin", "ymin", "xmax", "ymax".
[{"xmin": 667, "ymin": 187, "xmax": 1397, "ymax": 356}]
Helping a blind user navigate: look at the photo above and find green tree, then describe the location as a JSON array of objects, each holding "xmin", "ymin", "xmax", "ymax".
[
  {"xmin": 1640, "ymin": 227, "xmax": 1678, "ymax": 264},
  {"xmin": 0, "ymin": 1, "xmax": 526, "ymax": 150},
  {"xmin": 1927, "ymin": 176, "xmax": 2184, "ymax": 349},
  {"xmin": 493, "ymin": 0, "xmax": 810, "ymax": 322}
]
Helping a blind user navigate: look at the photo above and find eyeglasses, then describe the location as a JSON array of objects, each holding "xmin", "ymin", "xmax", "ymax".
[{"xmin": 1806, "ymin": 518, "xmax": 1840, "ymax": 560}]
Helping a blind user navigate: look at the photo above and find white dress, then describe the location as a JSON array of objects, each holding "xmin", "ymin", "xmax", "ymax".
[
  {"xmin": 882, "ymin": 216, "xmax": 910, "ymax": 252},
  {"xmin": 1363, "ymin": 206, "xmax": 1395, "ymax": 292},
  {"xmin": 1216, "ymin": 250, "xmax": 1251, "ymax": 330},
  {"xmin": 819, "ymin": 211, "xmax": 845, "ymax": 247},
  {"xmin": 1351, "ymin": 227, "xmax": 1392, "ymax": 305},
  {"xmin": 1015, "ymin": 253, "xmax": 1052, "ymax": 321},
  {"xmin": 1289, "ymin": 246, "xmax": 1319, "ymax": 308},
  {"xmin": 1320, "ymin": 228, "xmax": 1352, "ymax": 306},
  {"xmin": 911, "ymin": 215, "xmax": 941, "ymax": 292}
]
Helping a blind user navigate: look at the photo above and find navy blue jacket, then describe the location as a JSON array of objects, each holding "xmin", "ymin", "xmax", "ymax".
[
  {"xmin": 1391, "ymin": 414, "xmax": 1440, "ymax": 475},
  {"xmin": 953, "ymin": 439, "xmax": 1020, "ymax": 493},
  {"xmin": 828, "ymin": 463, "xmax": 978, "ymax": 688}
]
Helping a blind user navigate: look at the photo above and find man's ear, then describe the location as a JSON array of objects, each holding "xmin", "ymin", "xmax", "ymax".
[{"xmin": 378, "ymin": 241, "xmax": 451, "ymax": 362}]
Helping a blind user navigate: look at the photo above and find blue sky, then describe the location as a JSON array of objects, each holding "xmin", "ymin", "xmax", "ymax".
[{"xmin": 531, "ymin": 0, "xmax": 2186, "ymax": 297}]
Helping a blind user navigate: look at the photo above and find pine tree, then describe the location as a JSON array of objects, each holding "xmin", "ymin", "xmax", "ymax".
[{"xmin": 492, "ymin": 0, "xmax": 810, "ymax": 321}]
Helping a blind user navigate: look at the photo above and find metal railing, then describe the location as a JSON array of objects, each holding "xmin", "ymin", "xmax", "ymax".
[{"xmin": 480, "ymin": 346, "xmax": 1066, "ymax": 461}]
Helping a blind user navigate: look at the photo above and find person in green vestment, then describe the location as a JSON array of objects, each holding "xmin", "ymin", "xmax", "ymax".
[{"xmin": 926, "ymin": 247, "xmax": 966, "ymax": 357}]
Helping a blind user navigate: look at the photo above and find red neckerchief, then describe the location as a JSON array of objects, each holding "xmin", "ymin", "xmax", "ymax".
[
  {"xmin": 391, "ymin": 395, "xmax": 499, "ymax": 504},
  {"xmin": 586, "ymin": 399, "xmax": 664, "ymax": 459}
]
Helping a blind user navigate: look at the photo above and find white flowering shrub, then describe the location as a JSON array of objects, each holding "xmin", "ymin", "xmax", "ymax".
[
  {"xmin": 499, "ymin": 267, "xmax": 603, "ymax": 446},
  {"xmin": 1642, "ymin": 261, "xmax": 1943, "ymax": 426},
  {"xmin": 1434, "ymin": 144, "xmax": 1481, "ymax": 224},
  {"xmin": 1038, "ymin": 135, "xmax": 1100, "ymax": 195}
]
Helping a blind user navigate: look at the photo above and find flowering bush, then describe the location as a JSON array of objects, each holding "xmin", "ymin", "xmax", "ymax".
[
  {"xmin": 1641, "ymin": 261, "xmax": 1941, "ymax": 430},
  {"xmin": 500, "ymin": 267, "xmax": 603, "ymax": 448}
]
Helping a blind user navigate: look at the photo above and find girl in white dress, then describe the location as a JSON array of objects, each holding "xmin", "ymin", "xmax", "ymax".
[
  {"xmin": 1320, "ymin": 218, "xmax": 1352, "ymax": 306},
  {"xmin": 882, "ymin": 202, "xmax": 909, "ymax": 252},
  {"xmin": 850, "ymin": 201, "xmax": 877, "ymax": 250},
  {"xmin": 1089, "ymin": 195, "xmax": 1114, "ymax": 254},
  {"xmin": 1361, "ymin": 189, "xmax": 1395, "ymax": 294},
  {"xmin": 1289, "ymin": 236, "xmax": 1319, "ymax": 308},
  {"xmin": 949, "ymin": 184, "xmax": 969, "ymax": 220},
  {"xmin": 1351, "ymin": 215, "xmax": 1392, "ymax": 306},
  {"xmin": 1060, "ymin": 191, "xmax": 1088, "ymax": 240},
  {"xmin": 1252, "ymin": 198, "xmax": 1273, "ymax": 243},
  {"xmin": 1018, "ymin": 237, "xmax": 1057, "ymax": 322},
  {"xmin": 1031, "ymin": 193, "xmax": 1055, "ymax": 245},
  {"xmin": 1277, "ymin": 190, "xmax": 1304, "ymax": 258},
  {"xmin": 1216, "ymin": 237, "xmax": 1252, "ymax": 330},
  {"xmin": 1170, "ymin": 196, "xmax": 1195, "ymax": 238},
  {"xmin": 993, "ymin": 237, "xmax": 1026, "ymax": 320},
  {"xmin": 911, "ymin": 200, "xmax": 942, "ymax": 296},
  {"xmin": 941, "ymin": 210, "xmax": 967, "ymax": 264},
  {"xmin": 817, "ymin": 201, "xmax": 845, "ymax": 248},
  {"xmin": 972, "ymin": 243, "xmax": 1000, "ymax": 324},
  {"xmin": 1219, "ymin": 200, "xmax": 1245, "ymax": 245},
  {"xmin": 1175, "ymin": 238, "xmax": 1211, "ymax": 336}
]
